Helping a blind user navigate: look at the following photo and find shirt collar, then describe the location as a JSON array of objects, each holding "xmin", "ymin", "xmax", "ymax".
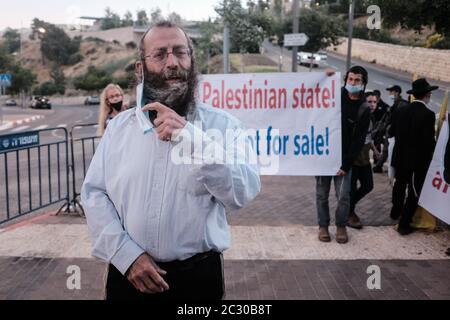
[{"xmin": 414, "ymin": 99, "xmax": 434, "ymax": 113}]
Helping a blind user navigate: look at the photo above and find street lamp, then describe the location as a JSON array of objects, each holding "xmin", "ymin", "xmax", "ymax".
[{"xmin": 37, "ymin": 27, "xmax": 46, "ymax": 65}]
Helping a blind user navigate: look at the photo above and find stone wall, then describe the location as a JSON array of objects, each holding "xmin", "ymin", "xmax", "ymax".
[{"xmin": 329, "ymin": 38, "xmax": 450, "ymax": 83}]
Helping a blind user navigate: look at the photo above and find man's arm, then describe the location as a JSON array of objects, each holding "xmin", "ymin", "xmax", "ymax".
[
  {"xmin": 81, "ymin": 127, "xmax": 145, "ymax": 275},
  {"xmin": 341, "ymin": 107, "xmax": 371, "ymax": 173},
  {"xmin": 180, "ymin": 121, "xmax": 261, "ymax": 210},
  {"xmin": 146, "ymin": 102, "xmax": 261, "ymax": 211}
]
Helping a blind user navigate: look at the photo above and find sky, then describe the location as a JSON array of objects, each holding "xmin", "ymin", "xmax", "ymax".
[{"xmin": 0, "ymin": 0, "xmax": 221, "ymax": 31}]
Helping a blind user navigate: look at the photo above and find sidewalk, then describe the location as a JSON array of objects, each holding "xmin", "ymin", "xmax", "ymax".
[{"xmin": 0, "ymin": 174, "xmax": 449, "ymax": 300}]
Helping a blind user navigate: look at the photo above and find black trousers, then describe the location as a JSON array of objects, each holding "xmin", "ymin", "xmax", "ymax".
[
  {"xmin": 350, "ymin": 164, "xmax": 374, "ymax": 213},
  {"xmin": 399, "ymin": 168, "xmax": 427, "ymax": 229},
  {"xmin": 391, "ymin": 174, "xmax": 408, "ymax": 217},
  {"xmin": 105, "ymin": 251, "xmax": 224, "ymax": 300}
]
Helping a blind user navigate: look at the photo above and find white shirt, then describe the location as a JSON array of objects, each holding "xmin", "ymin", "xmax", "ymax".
[{"xmin": 81, "ymin": 102, "xmax": 261, "ymax": 275}]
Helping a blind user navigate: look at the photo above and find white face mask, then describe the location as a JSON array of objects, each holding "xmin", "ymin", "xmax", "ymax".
[
  {"xmin": 135, "ymin": 72, "xmax": 153, "ymax": 134},
  {"xmin": 388, "ymin": 95, "xmax": 395, "ymax": 102}
]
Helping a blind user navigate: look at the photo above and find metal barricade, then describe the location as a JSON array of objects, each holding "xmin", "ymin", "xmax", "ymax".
[
  {"xmin": 67, "ymin": 123, "xmax": 101, "ymax": 216},
  {"xmin": 0, "ymin": 128, "xmax": 70, "ymax": 224}
]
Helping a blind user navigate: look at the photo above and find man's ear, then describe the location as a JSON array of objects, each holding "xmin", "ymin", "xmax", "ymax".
[{"xmin": 135, "ymin": 60, "xmax": 143, "ymax": 82}]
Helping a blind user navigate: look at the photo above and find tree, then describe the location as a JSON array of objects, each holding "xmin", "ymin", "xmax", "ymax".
[
  {"xmin": 195, "ymin": 20, "xmax": 222, "ymax": 73},
  {"xmin": 2, "ymin": 28, "xmax": 21, "ymax": 54},
  {"xmin": 101, "ymin": 7, "xmax": 122, "ymax": 30},
  {"xmin": 167, "ymin": 12, "xmax": 182, "ymax": 24},
  {"xmin": 373, "ymin": 0, "xmax": 450, "ymax": 37},
  {"xmin": 31, "ymin": 18, "xmax": 81, "ymax": 66},
  {"xmin": 136, "ymin": 9, "xmax": 149, "ymax": 27},
  {"xmin": 150, "ymin": 8, "xmax": 163, "ymax": 24},
  {"xmin": 215, "ymin": 0, "xmax": 271, "ymax": 53},
  {"xmin": 0, "ymin": 43, "xmax": 36, "ymax": 95},
  {"xmin": 6, "ymin": 64, "xmax": 36, "ymax": 95},
  {"xmin": 273, "ymin": 8, "xmax": 343, "ymax": 53},
  {"xmin": 50, "ymin": 65, "xmax": 66, "ymax": 94},
  {"xmin": 0, "ymin": 43, "xmax": 13, "ymax": 70},
  {"xmin": 122, "ymin": 11, "xmax": 134, "ymax": 27},
  {"xmin": 73, "ymin": 66, "xmax": 113, "ymax": 91}
]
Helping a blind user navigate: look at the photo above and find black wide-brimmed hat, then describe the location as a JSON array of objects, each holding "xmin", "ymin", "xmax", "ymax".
[{"xmin": 406, "ymin": 78, "xmax": 438, "ymax": 96}]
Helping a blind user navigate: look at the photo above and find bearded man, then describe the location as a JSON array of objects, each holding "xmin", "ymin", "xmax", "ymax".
[{"xmin": 81, "ymin": 21, "xmax": 261, "ymax": 300}]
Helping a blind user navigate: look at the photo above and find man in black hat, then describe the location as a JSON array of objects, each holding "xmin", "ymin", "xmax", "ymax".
[{"xmin": 390, "ymin": 78, "xmax": 438, "ymax": 235}]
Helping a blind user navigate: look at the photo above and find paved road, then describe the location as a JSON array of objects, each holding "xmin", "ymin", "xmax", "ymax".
[
  {"xmin": 0, "ymin": 104, "xmax": 100, "ymax": 223},
  {"xmin": 263, "ymin": 40, "xmax": 449, "ymax": 113}
]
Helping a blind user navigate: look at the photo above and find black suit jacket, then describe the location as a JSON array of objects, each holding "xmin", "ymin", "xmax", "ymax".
[{"xmin": 391, "ymin": 100, "xmax": 436, "ymax": 178}]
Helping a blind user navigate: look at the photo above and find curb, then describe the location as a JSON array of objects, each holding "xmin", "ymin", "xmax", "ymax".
[{"xmin": 0, "ymin": 115, "xmax": 44, "ymax": 131}]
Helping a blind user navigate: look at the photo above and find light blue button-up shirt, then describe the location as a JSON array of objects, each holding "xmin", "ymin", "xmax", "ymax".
[{"xmin": 81, "ymin": 102, "xmax": 261, "ymax": 275}]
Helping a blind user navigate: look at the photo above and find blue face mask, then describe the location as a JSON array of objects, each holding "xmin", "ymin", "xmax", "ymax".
[
  {"xmin": 388, "ymin": 95, "xmax": 395, "ymax": 103},
  {"xmin": 345, "ymin": 83, "xmax": 363, "ymax": 94}
]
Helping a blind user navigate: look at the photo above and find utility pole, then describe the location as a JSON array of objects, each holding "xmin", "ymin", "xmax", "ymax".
[
  {"xmin": 346, "ymin": 0, "xmax": 355, "ymax": 71},
  {"xmin": 223, "ymin": 23, "xmax": 230, "ymax": 74},
  {"xmin": 291, "ymin": 0, "xmax": 300, "ymax": 72}
]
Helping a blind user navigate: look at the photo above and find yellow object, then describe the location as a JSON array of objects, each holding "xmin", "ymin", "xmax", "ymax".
[
  {"xmin": 436, "ymin": 90, "xmax": 449, "ymax": 138},
  {"xmin": 409, "ymin": 73, "xmax": 420, "ymax": 102},
  {"xmin": 411, "ymin": 206, "xmax": 437, "ymax": 231}
]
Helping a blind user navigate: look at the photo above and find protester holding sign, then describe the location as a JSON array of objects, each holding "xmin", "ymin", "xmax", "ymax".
[{"xmin": 316, "ymin": 66, "xmax": 370, "ymax": 243}]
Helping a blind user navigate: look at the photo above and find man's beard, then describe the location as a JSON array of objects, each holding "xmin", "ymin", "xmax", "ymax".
[{"xmin": 142, "ymin": 64, "xmax": 198, "ymax": 117}]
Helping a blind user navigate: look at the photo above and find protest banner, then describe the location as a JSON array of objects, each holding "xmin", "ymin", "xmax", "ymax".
[
  {"xmin": 198, "ymin": 73, "xmax": 341, "ymax": 175},
  {"xmin": 419, "ymin": 120, "xmax": 450, "ymax": 224}
]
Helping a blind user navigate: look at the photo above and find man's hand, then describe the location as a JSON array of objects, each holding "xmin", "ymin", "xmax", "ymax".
[
  {"xmin": 336, "ymin": 169, "xmax": 347, "ymax": 176},
  {"xmin": 325, "ymin": 68, "xmax": 336, "ymax": 77},
  {"xmin": 142, "ymin": 102, "xmax": 187, "ymax": 141},
  {"xmin": 126, "ymin": 253, "xmax": 169, "ymax": 294}
]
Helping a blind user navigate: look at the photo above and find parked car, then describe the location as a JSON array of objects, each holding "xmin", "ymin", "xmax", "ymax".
[
  {"xmin": 297, "ymin": 51, "xmax": 328, "ymax": 68},
  {"xmin": 30, "ymin": 96, "xmax": 52, "ymax": 109},
  {"xmin": 4, "ymin": 99, "xmax": 17, "ymax": 106},
  {"xmin": 84, "ymin": 96, "xmax": 100, "ymax": 105}
]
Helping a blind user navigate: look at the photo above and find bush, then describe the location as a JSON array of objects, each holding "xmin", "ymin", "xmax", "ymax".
[
  {"xmin": 126, "ymin": 41, "xmax": 137, "ymax": 49},
  {"xmin": 86, "ymin": 48, "xmax": 97, "ymax": 55},
  {"xmin": 84, "ymin": 37, "xmax": 106, "ymax": 43},
  {"xmin": 73, "ymin": 66, "xmax": 113, "ymax": 91},
  {"xmin": 352, "ymin": 25, "xmax": 399, "ymax": 44},
  {"xmin": 106, "ymin": 46, "xmax": 113, "ymax": 53},
  {"xmin": 428, "ymin": 35, "xmax": 450, "ymax": 49},
  {"xmin": 113, "ymin": 40, "xmax": 121, "ymax": 45},
  {"xmin": 67, "ymin": 53, "xmax": 83, "ymax": 65},
  {"xmin": 33, "ymin": 81, "xmax": 65, "ymax": 96}
]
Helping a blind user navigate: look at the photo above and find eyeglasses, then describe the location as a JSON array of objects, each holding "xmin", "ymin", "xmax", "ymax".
[
  {"xmin": 107, "ymin": 93, "xmax": 122, "ymax": 100},
  {"xmin": 143, "ymin": 46, "xmax": 191, "ymax": 64}
]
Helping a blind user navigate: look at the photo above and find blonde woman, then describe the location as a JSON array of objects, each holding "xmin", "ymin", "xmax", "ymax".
[{"xmin": 97, "ymin": 84, "xmax": 128, "ymax": 136}]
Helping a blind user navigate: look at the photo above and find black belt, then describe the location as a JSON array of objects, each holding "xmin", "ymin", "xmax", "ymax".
[{"xmin": 158, "ymin": 250, "xmax": 218, "ymax": 271}]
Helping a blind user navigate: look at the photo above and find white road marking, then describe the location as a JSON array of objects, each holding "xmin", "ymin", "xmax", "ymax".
[
  {"xmin": 84, "ymin": 109, "xmax": 94, "ymax": 120},
  {"xmin": 374, "ymin": 80, "xmax": 385, "ymax": 86},
  {"xmin": 10, "ymin": 125, "xmax": 30, "ymax": 133},
  {"xmin": 57, "ymin": 124, "xmax": 67, "ymax": 128},
  {"xmin": 33, "ymin": 125, "xmax": 49, "ymax": 131},
  {"xmin": 0, "ymin": 123, "xmax": 13, "ymax": 131}
]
